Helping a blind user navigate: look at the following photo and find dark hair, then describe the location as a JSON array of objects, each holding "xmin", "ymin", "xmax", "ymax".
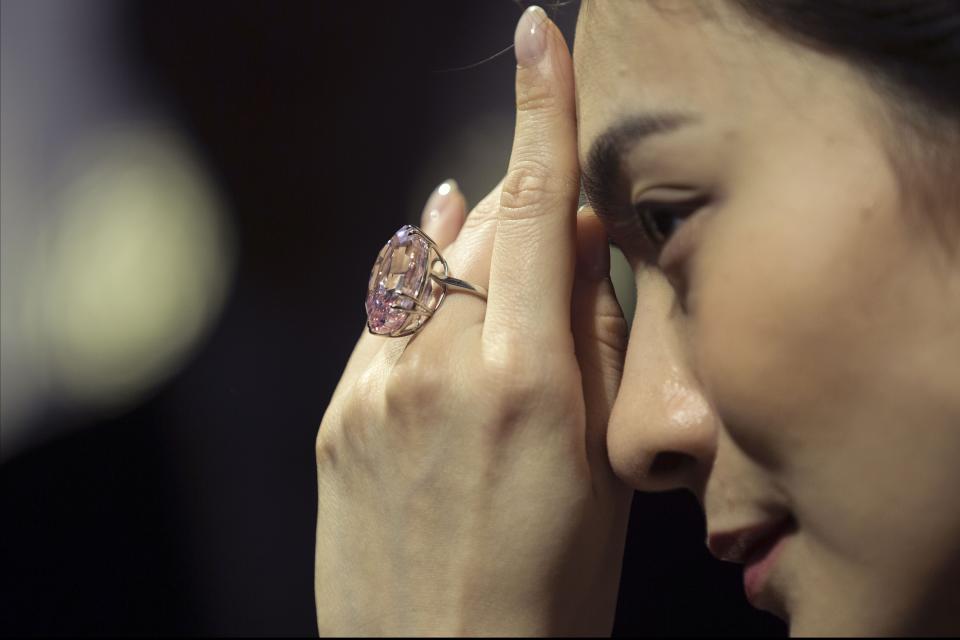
[
  {"xmin": 731, "ymin": 0, "xmax": 960, "ymax": 118},
  {"xmin": 729, "ymin": 0, "xmax": 960, "ymax": 248}
]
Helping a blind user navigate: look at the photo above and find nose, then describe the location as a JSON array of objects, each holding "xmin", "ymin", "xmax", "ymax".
[{"xmin": 606, "ymin": 266, "xmax": 719, "ymax": 499}]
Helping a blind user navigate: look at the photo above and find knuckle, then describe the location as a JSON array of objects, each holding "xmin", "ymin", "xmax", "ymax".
[
  {"xmin": 495, "ymin": 367, "xmax": 542, "ymax": 408},
  {"xmin": 595, "ymin": 311, "xmax": 629, "ymax": 355},
  {"xmin": 475, "ymin": 341, "xmax": 583, "ymax": 443},
  {"xmin": 479, "ymin": 352, "xmax": 583, "ymax": 445},
  {"xmin": 499, "ymin": 159, "xmax": 557, "ymax": 221},
  {"xmin": 383, "ymin": 355, "xmax": 446, "ymax": 419},
  {"xmin": 315, "ymin": 394, "xmax": 342, "ymax": 455},
  {"xmin": 323, "ymin": 377, "xmax": 380, "ymax": 455},
  {"xmin": 314, "ymin": 428, "xmax": 338, "ymax": 466},
  {"xmin": 315, "ymin": 400, "xmax": 349, "ymax": 465},
  {"xmin": 480, "ymin": 338, "xmax": 553, "ymax": 404}
]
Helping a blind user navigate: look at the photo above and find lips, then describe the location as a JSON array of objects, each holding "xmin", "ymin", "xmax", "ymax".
[
  {"xmin": 707, "ymin": 515, "xmax": 796, "ymax": 617},
  {"xmin": 707, "ymin": 515, "xmax": 795, "ymax": 564}
]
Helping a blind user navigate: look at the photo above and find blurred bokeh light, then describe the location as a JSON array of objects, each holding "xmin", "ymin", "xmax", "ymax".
[
  {"xmin": 1, "ymin": 0, "xmax": 234, "ymax": 459},
  {"xmin": 28, "ymin": 125, "xmax": 233, "ymax": 407}
]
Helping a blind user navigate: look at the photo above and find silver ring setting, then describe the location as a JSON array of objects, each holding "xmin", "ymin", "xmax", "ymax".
[{"xmin": 365, "ymin": 224, "xmax": 487, "ymax": 337}]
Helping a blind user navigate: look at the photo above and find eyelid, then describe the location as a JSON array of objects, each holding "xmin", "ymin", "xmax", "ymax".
[
  {"xmin": 634, "ymin": 199, "xmax": 703, "ymax": 246},
  {"xmin": 630, "ymin": 184, "xmax": 701, "ymax": 204}
]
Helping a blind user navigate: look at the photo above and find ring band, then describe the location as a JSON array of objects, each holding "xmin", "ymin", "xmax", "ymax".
[{"xmin": 365, "ymin": 224, "xmax": 487, "ymax": 337}]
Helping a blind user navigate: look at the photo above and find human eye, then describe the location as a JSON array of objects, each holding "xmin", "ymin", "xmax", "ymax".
[{"xmin": 633, "ymin": 193, "xmax": 709, "ymax": 247}]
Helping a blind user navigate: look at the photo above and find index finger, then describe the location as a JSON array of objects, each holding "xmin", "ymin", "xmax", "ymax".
[{"xmin": 484, "ymin": 6, "xmax": 581, "ymax": 351}]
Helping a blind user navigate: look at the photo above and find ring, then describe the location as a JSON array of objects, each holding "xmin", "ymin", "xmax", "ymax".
[{"xmin": 365, "ymin": 224, "xmax": 488, "ymax": 337}]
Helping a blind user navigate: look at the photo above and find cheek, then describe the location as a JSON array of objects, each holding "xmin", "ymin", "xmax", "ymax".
[
  {"xmin": 690, "ymin": 160, "xmax": 960, "ymax": 596},
  {"xmin": 690, "ymin": 171, "xmax": 905, "ymax": 468}
]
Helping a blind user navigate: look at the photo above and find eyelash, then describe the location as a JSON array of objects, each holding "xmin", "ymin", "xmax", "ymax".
[{"xmin": 633, "ymin": 197, "xmax": 707, "ymax": 246}]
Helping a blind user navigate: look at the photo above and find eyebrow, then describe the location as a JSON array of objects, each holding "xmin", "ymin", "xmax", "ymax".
[{"xmin": 581, "ymin": 112, "xmax": 698, "ymax": 222}]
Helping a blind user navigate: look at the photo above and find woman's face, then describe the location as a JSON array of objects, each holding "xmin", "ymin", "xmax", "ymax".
[{"xmin": 573, "ymin": 1, "xmax": 960, "ymax": 635}]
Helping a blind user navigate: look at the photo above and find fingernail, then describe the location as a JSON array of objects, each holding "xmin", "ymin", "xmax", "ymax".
[
  {"xmin": 420, "ymin": 179, "xmax": 459, "ymax": 234},
  {"xmin": 514, "ymin": 6, "xmax": 548, "ymax": 68}
]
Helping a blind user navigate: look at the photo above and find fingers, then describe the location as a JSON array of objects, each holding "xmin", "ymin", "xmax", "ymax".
[
  {"xmin": 420, "ymin": 179, "xmax": 466, "ymax": 250},
  {"xmin": 439, "ymin": 178, "xmax": 504, "ymax": 292},
  {"xmin": 572, "ymin": 206, "xmax": 629, "ymax": 471},
  {"xmin": 484, "ymin": 6, "xmax": 580, "ymax": 351},
  {"xmin": 407, "ymin": 179, "xmax": 501, "ymax": 341}
]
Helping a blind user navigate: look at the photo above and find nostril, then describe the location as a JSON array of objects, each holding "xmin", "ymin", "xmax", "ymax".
[{"xmin": 649, "ymin": 451, "xmax": 696, "ymax": 476}]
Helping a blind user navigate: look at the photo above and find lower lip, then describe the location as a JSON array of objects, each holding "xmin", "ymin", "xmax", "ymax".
[{"xmin": 743, "ymin": 531, "xmax": 790, "ymax": 608}]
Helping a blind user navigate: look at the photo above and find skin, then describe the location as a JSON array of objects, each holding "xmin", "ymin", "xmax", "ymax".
[
  {"xmin": 316, "ymin": 3, "xmax": 960, "ymax": 636},
  {"xmin": 316, "ymin": 8, "xmax": 633, "ymax": 635},
  {"xmin": 574, "ymin": 0, "xmax": 960, "ymax": 635}
]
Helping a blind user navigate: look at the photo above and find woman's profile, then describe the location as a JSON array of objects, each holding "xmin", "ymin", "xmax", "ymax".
[{"xmin": 315, "ymin": 1, "xmax": 960, "ymax": 635}]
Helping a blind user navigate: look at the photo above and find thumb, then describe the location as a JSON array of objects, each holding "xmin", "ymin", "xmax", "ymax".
[{"xmin": 572, "ymin": 205, "xmax": 629, "ymax": 472}]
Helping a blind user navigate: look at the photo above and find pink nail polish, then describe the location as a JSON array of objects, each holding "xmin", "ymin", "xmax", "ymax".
[
  {"xmin": 420, "ymin": 179, "xmax": 459, "ymax": 232},
  {"xmin": 514, "ymin": 6, "xmax": 548, "ymax": 68}
]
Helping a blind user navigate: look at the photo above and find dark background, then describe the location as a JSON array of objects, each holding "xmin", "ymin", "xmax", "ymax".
[{"xmin": 1, "ymin": 1, "xmax": 785, "ymax": 635}]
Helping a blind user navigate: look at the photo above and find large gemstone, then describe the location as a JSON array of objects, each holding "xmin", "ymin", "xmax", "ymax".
[{"xmin": 365, "ymin": 225, "xmax": 439, "ymax": 335}]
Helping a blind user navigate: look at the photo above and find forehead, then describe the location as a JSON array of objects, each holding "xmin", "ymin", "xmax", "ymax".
[{"xmin": 572, "ymin": 1, "xmax": 781, "ymax": 163}]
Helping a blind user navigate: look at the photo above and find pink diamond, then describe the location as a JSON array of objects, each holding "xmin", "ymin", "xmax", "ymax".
[{"xmin": 365, "ymin": 225, "xmax": 440, "ymax": 336}]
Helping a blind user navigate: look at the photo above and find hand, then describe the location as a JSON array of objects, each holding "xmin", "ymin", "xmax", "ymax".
[{"xmin": 315, "ymin": 7, "xmax": 632, "ymax": 636}]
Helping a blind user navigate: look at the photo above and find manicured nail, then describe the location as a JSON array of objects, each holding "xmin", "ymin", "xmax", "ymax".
[
  {"xmin": 514, "ymin": 6, "xmax": 548, "ymax": 68},
  {"xmin": 421, "ymin": 179, "xmax": 459, "ymax": 234}
]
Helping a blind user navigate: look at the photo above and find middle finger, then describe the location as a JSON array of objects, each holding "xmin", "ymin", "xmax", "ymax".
[{"xmin": 484, "ymin": 6, "xmax": 581, "ymax": 351}]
